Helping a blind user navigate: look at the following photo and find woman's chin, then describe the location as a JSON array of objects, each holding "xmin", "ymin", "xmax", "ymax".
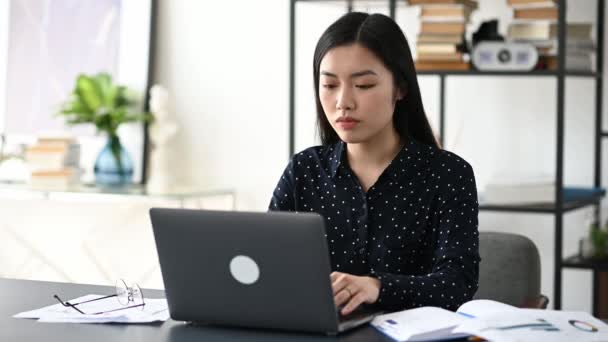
[{"xmin": 336, "ymin": 132, "xmax": 368, "ymax": 144}]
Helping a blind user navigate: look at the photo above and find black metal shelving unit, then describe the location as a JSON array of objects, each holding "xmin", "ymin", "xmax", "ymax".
[{"xmin": 288, "ymin": 0, "xmax": 606, "ymax": 314}]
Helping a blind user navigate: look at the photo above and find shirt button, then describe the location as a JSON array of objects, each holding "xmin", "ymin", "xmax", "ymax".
[{"xmin": 358, "ymin": 247, "xmax": 366, "ymax": 255}]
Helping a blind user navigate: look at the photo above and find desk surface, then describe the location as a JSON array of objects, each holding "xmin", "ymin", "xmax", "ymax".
[{"xmin": 0, "ymin": 278, "xmax": 390, "ymax": 342}]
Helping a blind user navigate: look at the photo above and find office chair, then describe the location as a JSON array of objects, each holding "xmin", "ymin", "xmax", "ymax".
[{"xmin": 474, "ymin": 231, "xmax": 549, "ymax": 309}]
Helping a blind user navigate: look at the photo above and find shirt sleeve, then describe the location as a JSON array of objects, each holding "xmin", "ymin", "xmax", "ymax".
[
  {"xmin": 268, "ymin": 159, "xmax": 297, "ymax": 212},
  {"xmin": 373, "ymin": 160, "xmax": 480, "ymax": 312}
]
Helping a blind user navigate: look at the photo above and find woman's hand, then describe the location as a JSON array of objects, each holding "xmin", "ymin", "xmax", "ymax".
[{"xmin": 331, "ymin": 271, "xmax": 381, "ymax": 316}]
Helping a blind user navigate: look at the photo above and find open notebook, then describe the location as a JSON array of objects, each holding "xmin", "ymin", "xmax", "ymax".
[{"xmin": 371, "ymin": 299, "xmax": 608, "ymax": 342}]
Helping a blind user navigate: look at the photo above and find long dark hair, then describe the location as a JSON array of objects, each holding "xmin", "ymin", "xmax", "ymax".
[{"xmin": 313, "ymin": 12, "xmax": 439, "ymax": 148}]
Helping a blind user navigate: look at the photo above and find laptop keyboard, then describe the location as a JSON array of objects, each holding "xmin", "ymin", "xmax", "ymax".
[{"xmin": 337, "ymin": 305, "xmax": 379, "ymax": 324}]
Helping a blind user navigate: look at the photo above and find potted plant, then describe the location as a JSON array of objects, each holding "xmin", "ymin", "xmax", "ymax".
[
  {"xmin": 591, "ymin": 223, "xmax": 608, "ymax": 259},
  {"xmin": 58, "ymin": 72, "xmax": 152, "ymax": 186}
]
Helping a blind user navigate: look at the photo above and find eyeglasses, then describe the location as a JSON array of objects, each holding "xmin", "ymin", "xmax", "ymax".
[{"xmin": 53, "ymin": 279, "xmax": 145, "ymax": 315}]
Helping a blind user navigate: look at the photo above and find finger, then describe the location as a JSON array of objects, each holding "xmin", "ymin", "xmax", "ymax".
[
  {"xmin": 331, "ymin": 274, "xmax": 348, "ymax": 295},
  {"xmin": 342, "ymin": 292, "xmax": 366, "ymax": 316},
  {"xmin": 330, "ymin": 272, "xmax": 342, "ymax": 283},
  {"xmin": 334, "ymin": 289, "xmax": 351, "ymax": 308}
]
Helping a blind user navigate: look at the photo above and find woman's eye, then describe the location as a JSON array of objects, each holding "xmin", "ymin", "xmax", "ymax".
[
  {"xmin": 356, "ymin": 84, "xmax": 375, "ymax": 89},
  {"xmin": 322, "ymin": 84, "xmax": 337, "ymax": 89}
]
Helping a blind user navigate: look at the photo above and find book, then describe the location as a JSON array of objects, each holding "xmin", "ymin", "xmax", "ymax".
[
  {"xmin": 507, "ymin": 0, "xmax": 557, "ymax": 6},
  {"xmin": 514, "ymin": 7, "xmax": 558, "ymax": 20},
  {"xmin": 25, "ymin": 143, "xmax": 80, "ymax": 172},
  {"xmin": 567, "ymin": 38, "xmax": 596, "ymax": 52},
  {"xmin": 37, "ymin": 136, "xmax": 77, "ymax": 146},
  {"xmin": 417, "ymin": 33, "xmax": 464, "ymax": 44},
  {"xmin": 417, "ymin": 43, "xmax": 459, "ymax": 54},
  {"xmin": 538, "ymin": 53, "xmax": 595, "ymax": 71},
  {"xmin": 416, "ymin": 52, "xmax": 464, "ymax": 61},
  {"xmin": 453, "ymin": 304, "xmax": 608, "ymax": 342},
  {"xmin": 538, "ymin": 54, "xmax": 558, "ymax": 69},
  {"xmin": 415, "ymin": 60, "xmax": 470, "ymax": 71},
  {"xmin": 566, "ymin": 23, "xmax": 594, "ymax": 39},
  {"xmin": 372, "ymin": 299, "xmax": 608, "ymax": 341},
  {"xmin": 25, "ymin": 147, "xmax": 78, "ymax": 171},
  {"xmin": 536, "ymin": 44, "xmax": 556, "ymax": 55},
  {"xmin": 408, "ymin": 0, "xmax": 477, "ymax": 7},
  {"xmin": 420, "ymin": 4, "xmax": 473, "ymax": 18},
  {"xmin": 372, "ymin": 305, "xmax": 473, "ymax": 341},
  {"xmin": 420, "ymin": 16, "xmax": 466, "ymax": 23},
  {"xmin": 420, "ymin": 22, "xmax": 466, "ymax": 35},
  {"xmin": 508, "ymin": 22, "xmax": 592, "ymax": 41},
  {"xmin": 506, "ymin": 38, "xmax": 594, "ymax": 57},
  {"xmin": 566, "ymin": 52, "xmax": 594, "ymax": 71},
  {"xmin": 29, "ymin": 168, "xmax": 81, "ymax": 188},
  {"xmin": 508, "ymin": 22, "xmax": 557, "ymax": 40}
]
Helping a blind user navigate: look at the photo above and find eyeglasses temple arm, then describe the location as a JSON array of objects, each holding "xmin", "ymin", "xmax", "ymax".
[
  {"xmin": 53, "ymin": 295, "xmax": 85, "ymax": 314},
  {"xmin": 90, "ymin": 303, "xmax": 146, "ymax": 315}
]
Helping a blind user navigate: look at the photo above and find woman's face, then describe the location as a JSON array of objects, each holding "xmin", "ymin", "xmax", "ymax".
[{"xmin": 319, "ymin": 43, "xmax": 402, "ymax": 144}]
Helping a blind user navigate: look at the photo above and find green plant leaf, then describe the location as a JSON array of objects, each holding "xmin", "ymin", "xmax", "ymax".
[
  {"xmin": 57, "ymin": 72, "xmax": 154, "ymax": 134},
  {"xmin": 75, "ymin": 75, "xmax": 103, "ymax": 112}
]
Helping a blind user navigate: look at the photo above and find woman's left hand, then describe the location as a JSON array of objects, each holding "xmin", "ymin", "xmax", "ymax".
[{"xmin": 331, "ymin": 271, "xmax": 381, "ymax": 316}]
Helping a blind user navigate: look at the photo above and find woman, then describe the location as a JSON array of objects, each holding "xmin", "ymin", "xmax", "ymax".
[{"xmin": 269, "ymin": 12, "xmax": 480, "ymax": 315}]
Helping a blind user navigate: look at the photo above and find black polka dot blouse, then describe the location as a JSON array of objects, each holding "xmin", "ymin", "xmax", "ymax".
[{"xmin": 269, "ymin": 138, "xmax": 480, "ymax": 312}]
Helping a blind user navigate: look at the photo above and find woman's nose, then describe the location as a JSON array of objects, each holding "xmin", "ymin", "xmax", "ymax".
[{"xmin": 336, "ymin": 88, "xmax": 355, "ymax": 110}]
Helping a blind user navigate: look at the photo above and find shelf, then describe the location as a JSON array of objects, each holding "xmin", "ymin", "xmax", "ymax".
[
  {"xmin": 417, "ymin": 70, "xmax": 601, "ymax": 78},
  {"xmin": 479, "ymin": 192, "xmax": 605, "ymax": 214},
  {"xmin": 295, "ymin": 0, "xmax": 402, "ymax": 3},
  {"xmin": 294, "ymin": 0, "xmax": 407, "ymax": 7},
  {"xmin": 0, "ymin": 181, "xmax": 235, "ymax": 200},
  {"xmin": 563, "ymin": 255, "xmax": 608, "ymax": 272}
]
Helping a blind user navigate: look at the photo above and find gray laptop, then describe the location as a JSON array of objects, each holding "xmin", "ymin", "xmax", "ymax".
[{"xmin": 149, "ymin": 208, "xmax": 379, "ymax": 334}]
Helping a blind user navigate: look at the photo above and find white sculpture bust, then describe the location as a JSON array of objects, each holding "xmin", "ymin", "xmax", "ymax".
[{"xmin": 146, "ymin": 85, "xmax": 179, "ymax": 194}]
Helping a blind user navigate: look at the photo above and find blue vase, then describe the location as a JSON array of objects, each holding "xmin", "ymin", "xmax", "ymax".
[{"xmin": 94, "ymin": 135, "xmax": 133, "ymax": 186}]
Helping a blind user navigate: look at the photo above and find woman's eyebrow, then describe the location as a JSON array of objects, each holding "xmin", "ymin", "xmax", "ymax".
[
  {"xmin": 320, "ymin": 71, "xmax": 338, "ymax": 78},
  {"xmin": 320, "ymin": 70, "xmax": 378, "ymax": 78},
  {"xmin": 350, "ymin": 70, "xmax": 377, "ymax": 78}
]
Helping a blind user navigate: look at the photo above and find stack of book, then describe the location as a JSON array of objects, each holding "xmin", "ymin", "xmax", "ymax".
[
  {"xmin": 24, "ymin": 137, "xmax": 81, "ymax": 188},
  {"xmin": 407, "ymin": 0, "xmax": 479, "ymax": 71},
  {"xmin": 506, "ymin": 0, "xmax": 595, "ymax": 71}
]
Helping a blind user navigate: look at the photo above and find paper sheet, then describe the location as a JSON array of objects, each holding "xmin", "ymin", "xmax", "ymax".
[
  {"xmin": 14, "ymin": 294, "xmax": 170, "ymax": 324},
  {"xmin": 453, "ymin": 309, "xmax": 608, "ymax": 342}
]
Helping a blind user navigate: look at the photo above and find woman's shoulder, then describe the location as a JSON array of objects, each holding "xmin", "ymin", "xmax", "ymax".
[
  {"xmin": 290, "ymin": 143, "xmax": 341, "ymax": 166},
  {"xmin": 418, "ymin": 141, "xmax": 474, "ymax": 177}
]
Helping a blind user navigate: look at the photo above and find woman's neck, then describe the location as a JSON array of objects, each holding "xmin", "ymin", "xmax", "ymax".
[{"xmin": 346, "ymin": 125, "xmax": 403, "ymax": 169}]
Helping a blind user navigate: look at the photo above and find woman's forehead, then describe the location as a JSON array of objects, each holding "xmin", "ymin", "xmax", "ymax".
[{"xmin": 320, "ymin": 43, "xmax": 386, "ymax": 76}]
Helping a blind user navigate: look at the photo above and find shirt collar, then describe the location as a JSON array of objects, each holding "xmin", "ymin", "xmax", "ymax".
[{"xmin": 328, "ymin": 138, "xmax": 428, "ymax": 180}]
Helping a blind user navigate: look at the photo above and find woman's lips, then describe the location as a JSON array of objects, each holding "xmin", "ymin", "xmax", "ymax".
[
  {"xmin": 337, "ymin": 121, "xmax": 359, "ymax": 130},
  {"xmin": 336, "ymin": 117, "xmax": 360, "ymax": 130}
]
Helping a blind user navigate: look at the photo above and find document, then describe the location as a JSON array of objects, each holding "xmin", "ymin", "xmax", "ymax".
[
  {"xmin": 371, "ymin": 299, "xmax": 608, "ymax": 342},
  {"xmin": 371, "ymin": 306, "xmax": 471, "ymax": 341},
  {"xmin": 14, "ymin": 294, "xmax": 170, "ymax": 324},
  {"xmin": 453, "ymin": 309, "xmax": 608, "ymax": 342}
]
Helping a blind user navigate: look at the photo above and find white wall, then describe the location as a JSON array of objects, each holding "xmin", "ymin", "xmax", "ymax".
[
  {"xmin": 0, "ymin": 1, "xmax": 9, "ymax": 134},
  {"xmin": 154, "ymin": 0, "xmax": 607, "ymax": 312},
  {"xmin": 153, "ymin": 0, "xmax": 291, "ymax": 211}
]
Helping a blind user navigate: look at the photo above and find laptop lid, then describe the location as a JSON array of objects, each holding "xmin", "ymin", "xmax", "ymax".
[{"xmin": 149, "ymin": 208, "xmax": 341, "ymax": 333}]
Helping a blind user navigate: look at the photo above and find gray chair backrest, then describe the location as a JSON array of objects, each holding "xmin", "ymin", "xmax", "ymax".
[{"xmin": 474, "ymin": 231, "xmax": 545, "ymax": 308}]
